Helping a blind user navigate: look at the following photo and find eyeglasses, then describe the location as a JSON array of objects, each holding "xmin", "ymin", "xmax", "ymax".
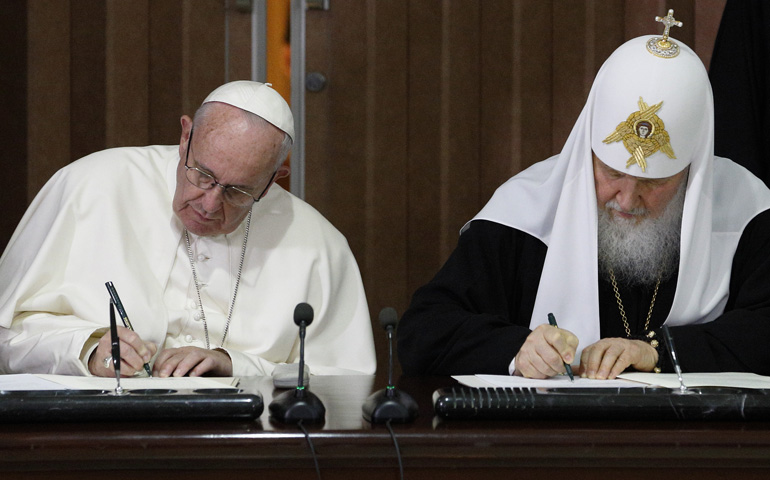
[{"xmin": 183, "ymin": 127, "xmax": 277, "ymax": 207}]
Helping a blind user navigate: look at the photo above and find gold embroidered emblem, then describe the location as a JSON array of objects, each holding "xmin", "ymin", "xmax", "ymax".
[{"xmin": 602, "ymin": 97, "xmax": 676, "ymax": 172}]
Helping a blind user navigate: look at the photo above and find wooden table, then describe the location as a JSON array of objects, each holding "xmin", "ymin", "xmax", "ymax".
[{"xmin": 3, "ymin": 375, "xmax": 770, "ymax": 479}]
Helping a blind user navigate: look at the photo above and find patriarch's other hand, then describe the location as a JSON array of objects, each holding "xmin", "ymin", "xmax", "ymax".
[{"xmin": 578, "ymin": 337, "xmax": 658, "ymax": 379}]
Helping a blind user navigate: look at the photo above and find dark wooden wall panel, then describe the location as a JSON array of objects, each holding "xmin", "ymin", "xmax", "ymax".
[
  {"xmin": 27, "ymin": 0, "xmax": 71, "ymax": 199},
  {"xmin": 70, "ymin": 1, "xmax": 106, "ymax": 161},
  {"xmin": 438, "ymin": 0, "xmax": 481, "ymax": 262},
  {"xmin": 106, "ymin": 0, "xmax": 149, "ymax": 147},
  {"xmin": 479, "ymin": 1, "xmax": 514, "ymax": 203},
  {"xmin": 363, "ymin": 1, "xmax": 409, "ymax": 316},
  {"xmin": 516, "ymin": 0, "xmax": 553, "ymax": 167},
  {"xmin": 184, "ymin": 1, "xmax": 227, "ymax": 114},
  {"xmin": 305, "ymin": 0, "xmax": 368, "ymax": 268},
  {"xmin": 149, "ymin": 0, "xmax": 184, "ymax": 145},
  {"xmin": 1, "ymin": 0, "xmax": 28, "ymax": 241},
  {"xmin": 406, "ymin": 0, "xmax": 443, "ymax": 291}
]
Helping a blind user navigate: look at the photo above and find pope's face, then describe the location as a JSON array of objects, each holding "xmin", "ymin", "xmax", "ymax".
[
  {"xmin": 593, "ymin": 155, "xmax": 688, "ymax": 223},
  {"xmin": 173, "ymin": 104, "xmax": 286, "ymax": 236}
]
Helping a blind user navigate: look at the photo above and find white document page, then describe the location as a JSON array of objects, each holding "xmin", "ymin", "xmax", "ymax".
[
  {"xmin": 0, "ymin": 374, "xmax": 238, "ymax": 391},
  {"xmin": 454, "ymin": 374, "xmax": 645, "ymax": 389},
  {"xmin": 619, "ymin": 372, "xmax": 770, "ymax": 389},
  {"xmin": 0, "ymin": 374, "xmax": 66, "ymax": 391}
]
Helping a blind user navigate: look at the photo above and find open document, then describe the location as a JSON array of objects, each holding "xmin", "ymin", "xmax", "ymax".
[
  {"xmin": 455, "ymin": 374, "xmax": 642, "ymax": 389},
  {"xmin": 455, "ymin": 372, "xmax": 770, "ymax": 389},
  {"xmin": 0, "ymin": 374, "xmax": 238, "ymax": 391}
]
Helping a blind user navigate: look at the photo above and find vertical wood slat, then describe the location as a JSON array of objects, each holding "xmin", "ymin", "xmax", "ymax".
[
  {"xmin": 106, "ymin": 0, "xmax": 150, "ymax": 147},
  {"xmin": 0, "ymin": 0, "xmax": 29, "ymax": 244},
  {"xmin": 363, "ymin": 0, "xmax": 408, "ymax": 313},
  {"xmin": 406, "ymin": 0, "xmax": 443, "ymax": 291},
  {"xmin": 480, "ymin": 1, "xmax": 514, "ymax": 203},
  {"xmin": 438, "ymin": 0, "xmax": 481, "ymax": 262},
  {"xmin": 70, "ymin": 0, "xmax": 106, "ymax": 162},
  {"xmin": 183, "ymin": 0, "xmax": 227, "ymax": 116},
  {"xmin": 26, "ymin": 0, "xmax": 71, "ymax": 198},
  {"xmin": 694, "ymin": 0, "xmax": 727, "ymax": 69},
  {"xmin": 149, "ymin": 0, "xmax": 184, "ymax": 146}
]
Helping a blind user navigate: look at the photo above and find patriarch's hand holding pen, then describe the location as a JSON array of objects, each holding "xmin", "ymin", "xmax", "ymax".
[
  {"xmin": 88, "ymin": 326, "xmax": 157, "ymax": 377},
  {"xmin": 514, "ymin": 323, "xmax": 578, "ymax": 379}
]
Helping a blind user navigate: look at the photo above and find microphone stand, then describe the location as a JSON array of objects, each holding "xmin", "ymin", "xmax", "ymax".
[
  {"xmin": 269, "ymin": 304, "xmax": 325, "ymax": 424},
  {"xmin": 363, "ymin": 308, "xmax": 418, "ymax": 423}
]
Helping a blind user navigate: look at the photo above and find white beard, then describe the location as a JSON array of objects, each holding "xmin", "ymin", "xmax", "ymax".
[{"xmin": 597, "ymin": 180, "xmax": 687, "ymax": 286}]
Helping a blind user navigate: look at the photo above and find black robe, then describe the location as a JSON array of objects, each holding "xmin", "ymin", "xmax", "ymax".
[
  {"xmin": 710, "ymin": 0, "xmax": 770, "ymax": 187},
  {"xmin": 397, "ymin": 209, "xmax": 770, "ymax": 376}
]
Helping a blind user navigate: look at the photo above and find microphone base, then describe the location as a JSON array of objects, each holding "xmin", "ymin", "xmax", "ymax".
[
  {"xmin": 269, "ymin": 389, "xmax": 326, "ymax": 424},
  {"xmin": 362, "ymin": 388, "xmax": 419, "ymax": 424}
]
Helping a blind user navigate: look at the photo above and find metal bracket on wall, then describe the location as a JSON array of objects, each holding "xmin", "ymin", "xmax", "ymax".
[
  {"xmin": 236, "ymin": 0, "xmax": 253, "ymax": 13},
  {"xmin": 306, "ymin": 0, "xmax": 329, "ymax": 10}
]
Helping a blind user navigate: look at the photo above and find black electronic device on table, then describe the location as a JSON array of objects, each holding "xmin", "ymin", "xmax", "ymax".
[
  {"xmin": 0, "ymin": 388, "xmax": 263, "ymax": 423},
  {"xmin": 433, "ymin": 385, "xmax": 770, "ymax": 421}
]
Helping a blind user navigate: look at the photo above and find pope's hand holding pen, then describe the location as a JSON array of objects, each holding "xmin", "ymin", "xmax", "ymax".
[{"xmin": 88, "ymin": 326, "xmax": 157, "ymax": 377}]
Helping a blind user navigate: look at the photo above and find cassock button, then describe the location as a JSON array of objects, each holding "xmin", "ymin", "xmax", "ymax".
[
  {"xmin": 188, "ymin": 300, "xmax": 197, "ymax": 309},
  {"xmin": 193, "ymin": 312, "xmax": 203, "ymax": 321},
  {"xmin": 185, "ymin": 335, "xmax": 194, "ymax": 343},
  {"xmin": 197, "ymin": 254, "xmax": 208, "ymax": 262}
]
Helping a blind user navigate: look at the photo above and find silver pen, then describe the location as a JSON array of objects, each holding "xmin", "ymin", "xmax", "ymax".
[{"xmin": 661, "ymin": 325, "xmax": 687, "ymax": 393}]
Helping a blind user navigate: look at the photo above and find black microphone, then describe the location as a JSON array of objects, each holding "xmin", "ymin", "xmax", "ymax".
[
  {"xmin": 269, "ymin": 303, "xmax": 326, "ymax": 424},
  {"xmin": 362, "ymin": 307, "xmax": 418, "ymax": 423}
]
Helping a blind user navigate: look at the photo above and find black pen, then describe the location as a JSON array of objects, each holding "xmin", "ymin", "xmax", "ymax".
[
  {"xmin": 109, "ymin": 300, "xmax": 123, "ymax": 394},
  {"xmin": 547, "ymin": 313, "xmax": 574, "ymax": 382},
  {"xmin": 105, "ymin": 281, "xmax": 153, "ymax": 377}
]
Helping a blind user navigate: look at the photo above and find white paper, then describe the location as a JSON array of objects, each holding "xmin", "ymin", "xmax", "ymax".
[
  {"xmin": 0, "ymin": 374, "xmax": 238, "ymax": 391},
  {"xmin": 0, "ymin": 374, "xmax": 66, "ymax": 391},
  {"xmin": 618, "ymin": 372, "xmax": 770, "ymax": 389},
  {"xmin": 454, "ymin": 374, "xmax": 645, "ymax": 389}
]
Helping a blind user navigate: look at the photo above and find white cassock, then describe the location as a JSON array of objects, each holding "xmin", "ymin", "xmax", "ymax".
[{"xmin": 0, "ymin": 145, "xmax": 376, "ymax": 376}]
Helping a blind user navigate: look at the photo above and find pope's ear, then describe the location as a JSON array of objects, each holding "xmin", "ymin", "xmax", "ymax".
[
  {"xmin": 275, "ymin": 165, "xmax": 290, "ymax": 180},
  {"xmin": 179, "ymin": 115, "xmax": 193, "ymax": 157}
]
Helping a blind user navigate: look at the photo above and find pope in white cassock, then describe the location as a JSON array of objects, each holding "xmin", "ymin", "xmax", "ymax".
[{"xmin": 0, "ymin": 81, "xmax": 376, "ymax": 378}]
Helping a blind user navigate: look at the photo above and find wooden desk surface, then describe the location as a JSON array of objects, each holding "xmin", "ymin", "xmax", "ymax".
[{"xmin": 3, "ymin": 375, "xmax": 770, "ymax": 479}]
